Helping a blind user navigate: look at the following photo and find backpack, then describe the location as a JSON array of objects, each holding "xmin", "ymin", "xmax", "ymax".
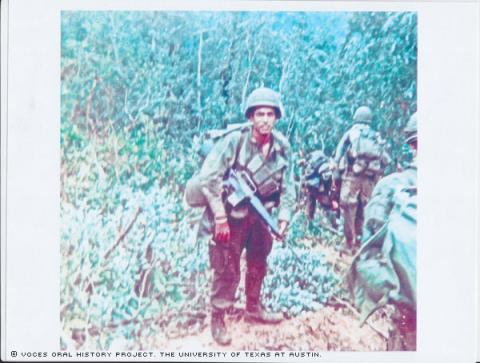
[
  {"xmin": 347, "ymin": 180, "xmax": 417, "ymax": 324},
  {"xmin": 185, "ymin": 123, "xmax": 251, "ymax": 208},
  {"xmin": 303, "ymin": 150, "xmax": 337, "ymax": 198},
  {"xmin": 194, "ymin": 122, "xmax": 251, "ymax": 159},
  {"xmin": 303, "ymin": 150, "xmax": 330, "ymax": 189},
  {"xmin": 347, "ymin": 126, "xmax": 386, "ymax": 176}
]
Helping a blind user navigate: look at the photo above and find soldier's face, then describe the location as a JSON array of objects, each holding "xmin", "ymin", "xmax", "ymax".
[{"xmin": 249, "ymin": 106, "xmax": 277, "ymax": 136}]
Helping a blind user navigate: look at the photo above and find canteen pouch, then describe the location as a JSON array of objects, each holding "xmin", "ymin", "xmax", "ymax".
[
  {"xmin": 184, "ymin": 174, "xmax": 208, "ymax": 207},
  {"xmin": 352, "ymin": 158, "xmax": 368, "ymax": 175}
]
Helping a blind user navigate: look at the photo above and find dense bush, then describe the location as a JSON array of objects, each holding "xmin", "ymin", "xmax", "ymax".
[{"xmin": 263, "ymin": 246, "xmax": 340, "ymax": 317}]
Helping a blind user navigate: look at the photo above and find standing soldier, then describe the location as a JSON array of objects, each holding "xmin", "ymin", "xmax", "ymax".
[
  {"xmin": 195, "ymin": 87, "xmax": 296, "ymax": 346},
  {"xmin": 348, "ymin": 111, "xmax": 418, "ymax": 351},
  {"xmin": 333, "ymin": 106, "xmax": 390, "ymax": 254},
  {"xmin": 363, "ymin": 112, "xmax": 417, "ymax": 242}
]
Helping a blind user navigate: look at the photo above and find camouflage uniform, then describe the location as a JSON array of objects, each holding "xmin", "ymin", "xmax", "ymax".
[
  {"xmin": 334, "ymin": 121, "xmax": 390, "ymax": 253},
  {"xmin": 197, "ymin": 127, "xmax": 295, "ymax": 315}
]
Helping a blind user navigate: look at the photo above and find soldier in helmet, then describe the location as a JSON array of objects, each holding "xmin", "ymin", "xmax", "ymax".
[
  {"xmin": 363, "ymin": 112, "xmax": 417, "ymax": 241},
  {"xmin": 333, "ymin": 106, "xmax": 391, "ymax": 254},
  {"xmin": 196, "ymin": 87, "xmax": 295, "ymax": 345},
  {"xmin": 352, "ymin": 111, "xmax": 418, "ymax": 350}
]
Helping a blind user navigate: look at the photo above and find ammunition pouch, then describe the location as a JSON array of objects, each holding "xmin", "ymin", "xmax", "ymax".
[
  {"xmin": 365, "ymin": 159, "xmax": 382, "ymax": 176},
  {"xmin": 351, "ymin": 157, "xmax": 383, "ymax": 177},
  {"xmin": 222, "ymin": 153, "xmax": 284, "ymax": 219},
  {"xmin": 237, "ymin": 153, "xmax": 283, "ymax": 201},
  {"xmin": 257, "ymin": 178, "xmax": 280, "ymax": 198},
  {"xmin": 351, "ymin": 158, "xmax": 368, "ymax": 175}
]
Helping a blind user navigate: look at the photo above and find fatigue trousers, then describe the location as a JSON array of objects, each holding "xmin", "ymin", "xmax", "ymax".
[
  {"xmin": 199, "ymin": 209, "xmax": 273, "ymax": 311},
  {"xmin": 339, "ymin": 172, "xmax": 377, "ymax": 249}
]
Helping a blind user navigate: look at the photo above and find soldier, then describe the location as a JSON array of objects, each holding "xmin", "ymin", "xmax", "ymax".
[
  {"xmin": 348, "ymin": 112, "xmax": 417, "ymax": 351},
  {"xmin": 362, "ymin": 112, "xmax": 417, "ymax": 350},
  {"xmin": 333, "ymin": 106, "xmax": 390, "ymax": 254},
  {"xmin": 301, "ymin": 150, "xmax": 340, "ymax": 226},
  {"xmin": 196, "ymin": 87, "xmax": 296, "ymax": 346},
  {"xmin": 363, "ymin": 112, "xmax": 417, "ymax": 241}
]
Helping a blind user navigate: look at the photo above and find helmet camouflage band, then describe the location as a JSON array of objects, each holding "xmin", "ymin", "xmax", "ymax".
[
  {"xmin": 353, "ymin": 106, "xmax": 373, "ymax": 123},
  {"xmin": 404, "ymin": 112, "xmax": 417, "ymax": 144},
  {"xmin": 244, "ymin": 87, "xmax": 284, "ymax": 119}
]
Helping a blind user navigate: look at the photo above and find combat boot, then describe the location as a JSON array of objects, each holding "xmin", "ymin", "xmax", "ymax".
[
  {"xmin": 244, "ymin": 303, "xmax": 283, "ymax": 324},
  {"xmin": 210, "ymin": 308, "xmax": 231, "ymax": 346}
]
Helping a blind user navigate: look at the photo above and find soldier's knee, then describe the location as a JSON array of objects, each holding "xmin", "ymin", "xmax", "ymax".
[{"xmin": 247, "ymin": 260, "xmax": 267, "ymax": 278}]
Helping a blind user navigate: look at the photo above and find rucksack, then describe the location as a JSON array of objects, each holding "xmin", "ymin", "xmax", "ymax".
[
  {"xmin": 185, "ymin": 123, "xmax": 251, "ymax": 208},
  {"xmin": 347, "ymin": 180, "xmax": 417, "ymax": 324},
  {"xmin": 194, "ymin": 122, "xmax": 251, "ymax": 160},
  {"xmin": 303, "ymin": 150, "xmax": 330, "ymax": 189},
  {"xmin": 347, "ymin": 126, "xmax": 386, "ymax": 176}
]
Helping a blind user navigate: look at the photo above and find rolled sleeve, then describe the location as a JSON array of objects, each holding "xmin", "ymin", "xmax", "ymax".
[{"xmin": 334, "ymin": 129, "xmax": 351, "ymax": 165}]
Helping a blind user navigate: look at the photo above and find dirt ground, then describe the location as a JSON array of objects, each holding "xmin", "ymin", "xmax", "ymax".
[
  {"xmin": 155, "ymin": 306, "xmax": 389, "ymax": 352},
  {"xmin": 152, "ymin": 241, "xmax": 392, "ymax": 352}
]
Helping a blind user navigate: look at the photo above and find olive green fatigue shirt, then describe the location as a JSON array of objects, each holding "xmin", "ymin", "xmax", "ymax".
[{"xmin": 197, "ymin": 128, "xmax": 296, "ymax": 224}]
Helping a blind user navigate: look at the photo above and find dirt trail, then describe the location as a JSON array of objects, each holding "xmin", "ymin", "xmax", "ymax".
[
  {"xmin": 153, "ymin": 241, "xmax": 391, "ymax": 352},
  {"xmin": 156, "ymin": 306, "xmax": 389, "ymax": 351}
]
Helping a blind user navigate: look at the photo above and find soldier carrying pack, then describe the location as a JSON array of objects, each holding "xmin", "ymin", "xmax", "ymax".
[
  {"xmin": 348, "ymin": 126, "xmax": 387, "ymax": 177},
  {"xmin": 346, "ymin": 111, "xmax": 418, "ymax": 351},
  {"xmin": 300, "ymin": 150, "xmax": 340, "ymax": 224},
  {"xmin": 188, "ymin": 87, "xmax": 294, "ymax": 346},
  {"xmin": 335, "ymin": 106, "xmax": 390, "ymax": 178}
]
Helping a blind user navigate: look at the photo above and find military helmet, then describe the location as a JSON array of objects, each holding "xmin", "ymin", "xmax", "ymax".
[
  {"xmin": 353, "ymin": 106, "xmax": 373, "ymax": 123},
  {"xmin": 244, "ymin": 87, "xmax": 284, "ymax": 119},
  {"xmin": 404, "ymin": 112, "xmax": 417, "ymax": 144}
]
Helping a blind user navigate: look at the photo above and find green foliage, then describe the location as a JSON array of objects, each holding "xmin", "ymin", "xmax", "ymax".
[
  {"xmin": 61, "ymin": 11, "xmax": 416, "ymax": 348},
  {"xmin": 263, "ymin": 246, "xmax": 340, "ymax": 317}
]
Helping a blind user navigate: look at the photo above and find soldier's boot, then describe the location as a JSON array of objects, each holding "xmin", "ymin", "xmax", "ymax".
[
  {"xmin": 210, "ymin": 308, "xmax": 231, "ymax": 346},
  {"xmin": 245, "ymin": 303, "xmax": 283, "ymax": 324},
  {"xmin": 244, "ymin": 265, "xmax": 282, "ymax": 324}
]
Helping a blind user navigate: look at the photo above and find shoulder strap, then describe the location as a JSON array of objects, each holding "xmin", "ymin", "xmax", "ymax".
[{"xmin": 233, "ymin": 128, "xmax": 249, "ymax": 167}]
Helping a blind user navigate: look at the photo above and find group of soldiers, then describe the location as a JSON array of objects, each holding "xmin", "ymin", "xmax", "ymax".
[{"xmin": 185, "ymin": 86, "xmax": 417, "ymax": 350}]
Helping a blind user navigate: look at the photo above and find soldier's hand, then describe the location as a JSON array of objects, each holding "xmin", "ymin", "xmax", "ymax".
[
  {"xmin": 277, "ymin": 220, "xmax": 288, "ymax": 241},
  {"xmin": 331, "ymin": 200, "xmax": 339, "ymax": 210},
  {"xmin": 214, "ymin": 220, "xmax": 230, "ymax": 243}
]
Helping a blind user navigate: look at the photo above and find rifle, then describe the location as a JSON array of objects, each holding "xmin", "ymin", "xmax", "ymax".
[
  {"xmin": 224, "ymin": 168, "xmax": 282, "ymax": 239},
  {"xmin": 224, "ymin": 169, "xmax": 305, "ymax": 265}
]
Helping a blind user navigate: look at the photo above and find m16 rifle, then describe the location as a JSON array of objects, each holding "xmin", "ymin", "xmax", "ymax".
[
  {"xmin": 224, "ymin": 169, "xmax": 304, "ymax": 264},
  {"xmin": 224, "ymin": 169, "xmax": 282, "ymax": 238}
]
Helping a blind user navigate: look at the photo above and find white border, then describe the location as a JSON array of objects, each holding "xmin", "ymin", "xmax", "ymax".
[
  {"xmin": 1, "ymin": 0, "xmax": 10, "ymax": 358},
  {"xmin": 1, "ymin": 1, "xmax": 479, "ymax": 362}
]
